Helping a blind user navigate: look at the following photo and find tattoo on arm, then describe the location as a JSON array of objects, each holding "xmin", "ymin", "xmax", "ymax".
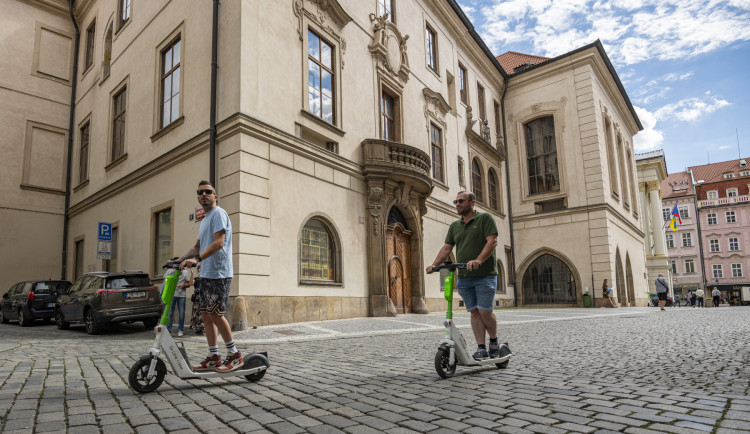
[{"xmin": 179, "ymin": 241, "xmax": 200, "ymax": 261}]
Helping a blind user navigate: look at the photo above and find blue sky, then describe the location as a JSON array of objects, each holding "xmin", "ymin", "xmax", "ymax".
[{"xmin": 457, "ymin": 0, "xmax": 750, "ymax": 174}]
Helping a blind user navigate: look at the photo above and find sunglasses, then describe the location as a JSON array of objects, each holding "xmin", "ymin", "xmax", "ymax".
[
  {"xmin": 197, "ymin": 189, "xmax": 215, "ymax": 196},
  {"xmin": 453, "ymin": 198, "xmax": 470, "ymax": 205}
]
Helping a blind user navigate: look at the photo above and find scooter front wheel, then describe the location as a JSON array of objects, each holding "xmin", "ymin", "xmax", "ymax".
[
  {"xmin": 434, "ymin": 347, "xmax": 456, "ymax": 379},
  {"xmin": 495, "ymin": 359, "xmax": 509, "ymax": 369},
  {"xmin": 243, "ymin": 354, "xmax": 269, "ymax": 382},
  {"xmin": 129, "ymin": 357, "xmax": 167, "ymax": 393}
]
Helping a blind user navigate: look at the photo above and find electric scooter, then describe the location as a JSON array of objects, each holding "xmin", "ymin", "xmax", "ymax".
[
  {"xmin": 429, "ymin": 261, "xmax": 512, "ymax": 378},
  {"xmin": 128, "ymin": 260, "xmax": 269, "ymax": 393}
]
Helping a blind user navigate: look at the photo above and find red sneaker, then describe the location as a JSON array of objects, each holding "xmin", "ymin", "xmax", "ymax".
[
  {"xmin": 216, "ymin": 352, "xmax": 243, "ymax": 372},
  {"xmin": 192, "ymin": 354, "xmax": 222, "ymax": 371}
]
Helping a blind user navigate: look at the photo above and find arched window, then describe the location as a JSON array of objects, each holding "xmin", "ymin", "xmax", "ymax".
[
  {"xmin": 522, "ymin": 254, "xmax": 576, "ymax": 304},
  {"xmin": 525, "ymin": 116, "xmax": 559, "ymax": 195},
  {"xmin": 471, "ymin": 158, "xmax": 483, "ymax": 202},
  {"xmin": 102, "ymin": 23, "xmax": 112, "ymax": 80},
  {"xmin": 488, "ymin": 168, "xmax": 499, "ymax": 211},
  {"xmin": 604, "ymin": 117, "xmax": 619, "ymax": 199},
  {"xmin": 299, "ymin": 218, "xmax": 340, "ymax": 282}
]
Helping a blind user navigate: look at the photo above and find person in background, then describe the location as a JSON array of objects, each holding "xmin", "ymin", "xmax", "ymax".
[
  {"xmin": 600, "ymin": 279, "xmax": 617, "ymax": 308},
  {"xmin": 655, "ymin": 274, "xmax": 669, "ymax": 311},
  {"xmin": 168, "ymin": 264, "xmax": 192, "ymax": 337},
  {"xmin": 695, "ymin": 287, "xmax": 705, "ymax": 308},
  {"xmin": 712, "ymin": 287, "xmax": 721, "ymax": 307}
]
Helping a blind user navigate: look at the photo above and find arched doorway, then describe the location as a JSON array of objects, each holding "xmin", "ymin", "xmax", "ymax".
[
  {"xmin": 615, "ymin": 249, "xmax": 626, "ymax": 304},
  {"xmin": 522, "ymin": 254, "xmax": 577, "ymax": 304},
  {"xmin": 626, "ymin": 254, "xmax": 635, "ymax": 306},
  {"xmin": 386, "ymin": 207, "xmax": 412, "ymax": 313}
]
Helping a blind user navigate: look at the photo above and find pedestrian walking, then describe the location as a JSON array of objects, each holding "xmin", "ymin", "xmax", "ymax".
[
  {"xmin": 689, "ymin": 290, "xmax": 696, "ymax": 307},
  {"xmin": 426, "ymin": 191, "xmax": 510, "ymax": 361},
  {"xmin": 600, "ymin": 279, "xmax": 617, "ymax": 308},
  {"xmin": 168, "ymin": 260, "xmax": 192, "ymax": 336},
  {"xmin": 696, "ymin": 287, "xmax": 705, "ymax": 308},
  {"xmin": 674, "ymin": 292, "xmax": 682, "ymax": 308},
  {"xmin": 180, "ymin": 180, "xmax": 243, "ymax": 372},
  {"xmin": 655, "ymin": 274, "xmax": 669, "ymax": 311},
  {"xmin": 712, "ymin": 287, "xmax": 721, "ymax": 307}
]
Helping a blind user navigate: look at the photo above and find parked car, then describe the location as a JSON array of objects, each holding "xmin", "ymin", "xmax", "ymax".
[
  {"xmin": 1, "ymin": 280, "xmax": 72, "ymax": 326},
  {"xmin": 55, "ymin": 271, "xmax": 163, "ymax": 334}
]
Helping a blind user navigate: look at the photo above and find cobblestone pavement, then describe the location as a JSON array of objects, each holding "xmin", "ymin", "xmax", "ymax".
[{"xmin": 1, "ymin": 306, "xmax": 749, "ymax": 433}]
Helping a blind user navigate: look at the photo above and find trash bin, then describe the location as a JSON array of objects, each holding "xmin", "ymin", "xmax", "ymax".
[{"xmin": 582, "ymin": 293, "xmax": 591, "ymax": 308}]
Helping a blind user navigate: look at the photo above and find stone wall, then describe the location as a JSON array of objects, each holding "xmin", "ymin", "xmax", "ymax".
[{"xmin": 227, "ymin": 295, "xmax": 368, "ymax": 330}]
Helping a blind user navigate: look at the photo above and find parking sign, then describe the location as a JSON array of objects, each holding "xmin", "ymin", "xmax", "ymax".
[{"xmin": 98, "ymin": 222, "xmax": 112, "ymax": 241}]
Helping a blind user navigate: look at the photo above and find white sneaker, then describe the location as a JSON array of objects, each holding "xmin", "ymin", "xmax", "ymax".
[{"xmin": 177, "ymin": 330, "xmax": 183, "ymax": 337}]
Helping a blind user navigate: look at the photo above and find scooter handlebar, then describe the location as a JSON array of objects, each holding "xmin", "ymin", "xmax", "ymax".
[
  {"xmin": 162, "ymin": 260, "xmax": 197, "ymax": 269},
  {"xmin": 427, "ymin": 261, "xmax": 467, "ymax": 273}
]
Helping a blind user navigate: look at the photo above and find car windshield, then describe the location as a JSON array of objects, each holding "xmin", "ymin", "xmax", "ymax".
[
  {"xmin": 107, "ymin": 276, "xmax": 152, "ymax": 289},
  {"xmin": 34, "ymin": 281, "xmax": 71, "ymax": 294}
]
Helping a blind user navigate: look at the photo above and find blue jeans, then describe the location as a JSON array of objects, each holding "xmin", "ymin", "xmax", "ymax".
[
  {"xmin": 457, "ymin": 275, "xmax": 497, "ymax": 312},
  {"xmin": 167, "ymin": 296, "xmax": 186, "ymax": 332}
]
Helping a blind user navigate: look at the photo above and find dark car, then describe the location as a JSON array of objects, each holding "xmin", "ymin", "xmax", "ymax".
[
  {"xmin": 55, "ymin": 271, "xmax": 163, "ymax": 334},
  {"xmin": 648, "ymin": 293, "xmax": 674, "ymax": 307},
  {"xmin": 1, "ymin": 280, "xmax": 72, "ymax": 326}
]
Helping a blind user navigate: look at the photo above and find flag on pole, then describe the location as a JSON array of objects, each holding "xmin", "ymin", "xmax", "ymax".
[
  {"xmin": 671, "ymin": 205, "xmax": 682, "ymax": 225},
  {"xmin": 669, "ymin": 217, "xmax": 678, "ymax": 231}
]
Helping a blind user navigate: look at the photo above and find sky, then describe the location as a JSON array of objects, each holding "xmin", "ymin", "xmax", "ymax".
[{"xmin": 457, "ymin": 0, "xmax": 750, "ymax": 174}]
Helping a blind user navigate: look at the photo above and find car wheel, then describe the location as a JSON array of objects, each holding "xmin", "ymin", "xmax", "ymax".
[
  {"xmin": 18, "ymin": 308, "xmax": 31, "ymax": 327},
  {"xmin": 0, "ymin": 310, "xmax": 8, "ymax": 324},
  {"xmin": 84, "ymin": 309, "xmax": 101, "ymax": 335},
  {"xmin": 55, "ymin": 307, "xmax": 70, "ymax": 330},
  {"xmin": 143, "ymin": 318, "xmax": 159, "ymax": 328}
]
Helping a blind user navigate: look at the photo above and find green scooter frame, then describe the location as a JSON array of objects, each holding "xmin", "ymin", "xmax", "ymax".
[
  {"xmin": 430, "ymin": 262, "xmax": 511, "ymax": 378},
  {"xmin": 128, "ymin": 261, "xmax": 269, "ymax": 393}
]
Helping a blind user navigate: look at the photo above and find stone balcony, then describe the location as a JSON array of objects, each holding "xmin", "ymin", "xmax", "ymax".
[
  {"xmin": 361, "ymin": 138, "xmax": 433, "ymax": 195},
  {"xmin": 698, "ymin": 195, "xmax": 750, "ymax": 208}
]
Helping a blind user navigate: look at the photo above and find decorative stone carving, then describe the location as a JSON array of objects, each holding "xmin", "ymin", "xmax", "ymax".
[
  {"xmin": 531, "ymin": 103, "xmax": 541, "ymax": 112},
  {"xmin": 369, "ymin": 13, "xmax": 410, "ymax": 84},
  {"xmin": 481, "ymin": 119, "xmax": 491, "ymax": 142},
  {"xmin": 293, "ymin": 0, "xmax": 352, "ymax": 67},
  {"xmin": 368, "ymin": 185, "xmax": 384, "ymax": 235},
  {"xmin": 422, "ymin": 88, "xmax": 451, "ymax": 132}
]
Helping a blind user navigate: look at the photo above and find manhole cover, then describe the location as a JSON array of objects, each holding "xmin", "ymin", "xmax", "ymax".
[{"xmin": 274, "ymin": 329, "xmax": 306, "ymax": 336}]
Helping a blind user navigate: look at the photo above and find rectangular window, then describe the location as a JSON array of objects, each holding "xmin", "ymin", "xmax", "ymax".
[
  {"xmin": 458, "ymin": 63, "xmax": 467, "ymax": 103},
  {"xmin": 160, "ymin": 37, "xmax": 181, "ymax": 128},
  {"xmin": 671, "ymin": 260, "xmax": 677, "ymax": 274},
  {"xmin": 726, "ymin": 211, "xmax": 736, "ymax": 223},
  {"xmin": 729, "ymin": 237, "xmax": 739, "ymax": 251},
  {"xmin": 732, "ymin": 263, "xmax": 743, "ymax": 278},
  {"xmin": 707, "ymin": 213, "xmax": 717, "ymax": 225},
  {"xmin": 708, "ymin": 190, "xmax": 718, "ymax": 199},
  {"xmin": 425, "ymin": 24, "xmax": 437, "ymax": 72},
  {"xmin": 685, "ymin": 259, "xmax": 695, "ymax": 274},
  {"xmin": 308, "ymin": 30, "xmax": 335, "ymax": 124},
  {"xmin": 154, "ymin": 209, "xmax": 172, "ymax": 277},
  {"xmin": 678, "ymin": 205, "xmax": 689, "ymax": 219},
  {"xmin": 84, "ymin": 21, "xmax": 95, "ymax": 70},
  {"xmin": 662, "ymin": 207, "xmax": 671, "ymax": 222},
  {"xmin": 681, "ymin": 232, "xmax": 692, "ymax": 247},
  {"xmin": 118, "ymin": 0, "xmax": 131, "ymax": 29},
  {"xmin": 477, "ymin": 83, "xmax": 486, "ymax": 121},
  {"xmin": 710, "ymin": 239, "xmax": 720, "ymax": 252},
  {"xmin": 79, "ymin": 122, "xmax": 89, "ymax": 183},
  {"xmin": 430, "ymin": 123, "xmax": 443, "ymax": 182},
  {"xmin": 380, "ymin": 89, "xmax": 399, "ymax": 141},
  {"xmin": 378, "ymin": 0, "xmax": 393, "ymax": 21},
  {"xmin": 494, "ymin": 100, "xmax": 501, "ymax": 136},
  {"xmin": 103, "ymin": 226, "xmax": 118, "ymax": 272},
  {"xmin": 112, "ymin": 87, "xmax": 127, "ymax": 161},
  {"xmin": 723, "ymin": 172, "xmax": 735, "ymax": 179},
  {"xmin": 727, "ymin": 188, "xmax": 738, "ymax": 197},
  {"xmin": 74, "ymin": 239, "xmax": 84, "ymax": 280},
  {"xmin": 713, "ymin": 264, "xmax": 723, "ymax": 279},
  {"xmin": 665, "ymin": 234, "xmax": 674, "ymax": 248},
  {"xmin": 525, "ymin": 116, "xmax": 559, "ymax": 195}
]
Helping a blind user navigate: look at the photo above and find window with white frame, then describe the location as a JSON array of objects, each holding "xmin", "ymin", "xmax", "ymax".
[
  {"xmin": 732, "ymin": 263, "xmax": 743, "ymax": 278},
  {"xmin": 160, "ymin": 37, "xmax": 181, "ymax": 128},
  {"xmin": 727, "ymin": 188, "xmax": 739, "ymax": 197},
  {"xmin": 671, "ymin": 260, "xmax": 677, "ymax": 274},
  {"xmin": 678, "ymin": 205, "xmax": 689, "ymax": 219},
  {"xmin": 666, "ymin": 234, "xmax": 674, "ymax": 248},
  {"xmin": 710, "ymin": 239, "xmax": 720, "ymax": 252},
  {"xmin": 707, "ymin": 213, "xmax": 717, "ymax": 225},
  {"xmin": 723, "ymin": 172, "xmax": 735, "ymax": 179},
  {"xmin": 425, "ymin": 24, "xmax": 438, "ymax": 72},
  {"xmin": 707, "ymin": 190, "xmax": 718, "ymax": 199},
  {"xmin": 713, "ymin": 264, "xmax": 723, "ymax": 279},
  {"xmin": 308, "ymin": 30, "xmax": 335, "ymax": 124},
  {"xmin": 378, "ymin": 0, "xmax": 394, "ymax": 22},
  {"xmin": 729, "ymin": 237, "xmax": 740, "ymax": 251},
  {"xmin": 525, "ymin": 116, "xmax": 559, "ymax": 195},
  {"xmin": 685, "ymin": 259, "xmax": 695, "ymax": 274},
  {"xmin": 726, "ymin": 211, "xmax": 737, "ymax": 223},
  {"xmin": 662, "ymin": 207, "xmax": 671, "ymax": 222},
  {"xmin": 742, "ymin": 170, "xmax": 750, "ymax": 176},
  {"xmin": 681, "ymin": 232, "xmax": 693, "ymax": 247}
]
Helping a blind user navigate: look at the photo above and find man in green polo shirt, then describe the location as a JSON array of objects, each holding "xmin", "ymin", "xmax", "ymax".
[{"xmin": 427, "ymin": 191, "xmax": 511, "ymax": 360}]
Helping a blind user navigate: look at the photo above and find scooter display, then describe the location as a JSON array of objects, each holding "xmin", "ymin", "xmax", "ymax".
[
  {"xmin": 128, "ymin": 260, "xmax": 269, "ymax": 393},
  {"xmin": 428, "ymin": 261, "xmax": 512, "ymax": 378}
]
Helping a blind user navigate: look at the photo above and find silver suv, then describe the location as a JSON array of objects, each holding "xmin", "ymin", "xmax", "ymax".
[{"xmin": 55, "ymin": 271, "xmax": 163, "ymax": 334}]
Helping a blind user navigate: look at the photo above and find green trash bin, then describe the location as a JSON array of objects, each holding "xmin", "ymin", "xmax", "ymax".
[{"xmin": 582, "ymin": 293, "xmax": 591, "ymax": 308}]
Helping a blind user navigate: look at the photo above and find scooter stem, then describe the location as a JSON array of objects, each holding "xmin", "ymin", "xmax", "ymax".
[
  {"xmin": 444, "ymin": 271, "xmax": 454, "ymax": 320},
  {"xmin": 159, "ymin": 270, "xmax": 180, "ymax": 326}
]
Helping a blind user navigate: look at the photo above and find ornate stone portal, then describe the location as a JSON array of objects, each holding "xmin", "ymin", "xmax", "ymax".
[{"xmin": 361, "ymin": 139, "xmax": 433, "ymax": 316}]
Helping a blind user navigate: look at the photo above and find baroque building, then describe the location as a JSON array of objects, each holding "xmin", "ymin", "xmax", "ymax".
[
  {"xmin": 1, "ymin": 0, "xmax": 649, "ymax": 326},
  {"xmin": 636, "ymin": 151, "xmax": 671, "ymax": 296}
]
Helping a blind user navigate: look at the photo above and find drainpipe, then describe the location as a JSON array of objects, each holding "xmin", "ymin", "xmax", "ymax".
[
  {"xmin": 500, "ymin": 82, "xmax": 518, "ymax": 307},
  {"xmin": 62, "ymin": 0, "xmax": 80, "ymax": 279},
  {"xmin": 689, "ymin": 170, "xmax": 707, "ymax": 290},
  {"xmin": 209, "ymin": 0, "xmax": 219, "ymax": 185}
]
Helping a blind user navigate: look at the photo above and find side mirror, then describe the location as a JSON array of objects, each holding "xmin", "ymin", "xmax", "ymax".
[{"xmin": 2, "ymin": 293, "xmax": 8, "ymax": 299}]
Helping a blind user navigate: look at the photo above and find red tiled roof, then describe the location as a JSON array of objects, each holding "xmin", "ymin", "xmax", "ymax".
[
  {"xmin": 689, "ymin": 158, "xmax": 750, "ymax": 185},
  {"xmin": 495, "ymin": 51, "xmax": 550, "ymax": 75},
  {"xmin": 661, "ymin": 171, "xmax": 693, "ymax": 199}
]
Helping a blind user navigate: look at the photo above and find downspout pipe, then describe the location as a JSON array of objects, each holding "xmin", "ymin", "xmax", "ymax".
[
  {"xmin": 62, "ymin": 0, "xmax": 80, "ymax": 279},
  {"xmin": 209, "ymin": 0, "xmax": 219, "ymax": 185},
  {"xmin": 500, "ymin": 83, "xmax": 518, "ymax": 307},
  {"xmin": 689, "ymin": 170, "xmax": 707, "ymax": 290}
]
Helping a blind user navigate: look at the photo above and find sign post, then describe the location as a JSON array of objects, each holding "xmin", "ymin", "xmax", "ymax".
[{"xmin": 97, "ymin": 222, "xmax": 112, "ymax": 261}]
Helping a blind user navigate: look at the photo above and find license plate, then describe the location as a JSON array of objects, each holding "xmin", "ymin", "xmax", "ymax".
[
  {"xmin": 47, "ymin": 303, "xmax": 55, "ymax": 307},
  {"xmin": 126, "ymin": 292, "xmax": 146, "ymax": 299}
]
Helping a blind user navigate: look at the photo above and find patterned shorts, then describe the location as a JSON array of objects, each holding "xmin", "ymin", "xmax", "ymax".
[{"xmin": 198, "ymin": 278, "xmax": 232, "ymax": 316}]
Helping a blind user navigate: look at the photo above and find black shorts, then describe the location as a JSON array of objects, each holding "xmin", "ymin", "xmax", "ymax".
[
  {"xmin": 199, "ymin": 277, "xmax": 232, "ymax": 315},
  {"xmin": 657, "ymin": 292, "xmax": 668, "ymax": 301}
]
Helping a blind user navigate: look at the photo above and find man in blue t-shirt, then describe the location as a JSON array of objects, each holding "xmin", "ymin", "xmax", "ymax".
[{"xmin": 180, "ymin": 181, "xmax": 242, "ymax": 372}]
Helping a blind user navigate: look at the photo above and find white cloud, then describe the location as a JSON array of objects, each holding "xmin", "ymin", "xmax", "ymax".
[
  {"xmin": 633, "ymin": 106, "xmax": 664, "ymax": 152},
  {"xmin": 719, "ymin": 145, "xmax": 732, "ymax": 150},
  {"xmin": 655, "ymin": 96, "xmax": 731, "ymax": 122},
  {"xmin": 664, "ymin": 72, "xmax": 693, "ymax": 81}
]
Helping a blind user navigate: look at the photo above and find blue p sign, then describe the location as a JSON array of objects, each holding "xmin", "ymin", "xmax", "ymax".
[{"xmin": 98, "ymin": 222, "xmax": 112, "ymax": 241}]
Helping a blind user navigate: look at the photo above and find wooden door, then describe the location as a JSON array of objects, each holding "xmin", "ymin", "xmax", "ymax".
[{"xmin": 386, "ymin": 223, "xmax": 412, "ymax": 313}]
